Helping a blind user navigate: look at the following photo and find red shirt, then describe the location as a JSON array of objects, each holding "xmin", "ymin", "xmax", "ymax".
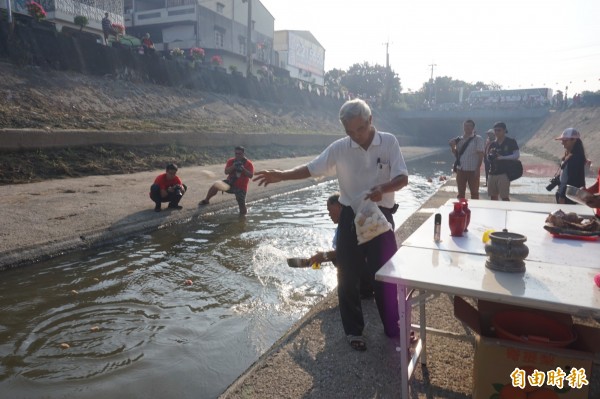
[
  {"xmin": 226, "ymin": 157, "xmax": 254, "ymax": 192},
  {"xmin": 142, "ymin": 37, "xmax": 154, "ymax": 48},
  {"xmin": 153, "ymin": 173, "xmax": 182, "ymax": 191}
]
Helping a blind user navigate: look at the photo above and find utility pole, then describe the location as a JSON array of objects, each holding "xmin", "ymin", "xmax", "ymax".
[
  {"xmin": 428, "ymin": 62, "xmax": 437, "ymax": 81},
  {"xmin": 382, "ymin": 40, "xmax": 391, "ymax": 106},
  {"xmin": 384, "ymin": 40, "xmax": 390, "ymax": 70},
  {"xmin": 6, "ymin": 0, "xmax": 13, "ymax": 25},
  {"xmin": 428, "ymin": 63, "xmax": 437, "ymax": 105},
  {"xmin": 245, "ymin": 0, "xmax": 253, "ymax": 78}
]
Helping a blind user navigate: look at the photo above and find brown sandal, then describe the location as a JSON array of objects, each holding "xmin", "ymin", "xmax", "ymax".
[{"xmin": 347, "ymin": 335, "xmax": 367, "ymax": 351}]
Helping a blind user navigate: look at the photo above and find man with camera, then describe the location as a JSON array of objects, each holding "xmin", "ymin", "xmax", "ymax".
[
  {"xmin": 448, "ymin": 119, "xmax": 485, "ymax": 199},
  {"xmin": 486, "ymin": 122, "xmax": 520, "ymax": 201},
  {"xmin": 150, "ymin": 163, "xmax": 187, "ymax": 212},
  {"xmin": 199, "ymin": 146, "xmax": 254, "ymax": 215}
]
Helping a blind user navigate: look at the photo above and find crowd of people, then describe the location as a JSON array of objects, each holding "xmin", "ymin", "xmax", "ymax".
[
  {"xmin": 449, "ymin": 120, "xmax": 521, "ymax": 201},
  {"xmin": 148, "ymin": 98, "xmax": 599, "ymax": 353}
]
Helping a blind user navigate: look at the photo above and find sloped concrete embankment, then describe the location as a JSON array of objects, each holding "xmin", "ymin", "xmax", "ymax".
[{"xmin": 523, "ymin": 107, "xmax": 600, "ymax": 166}]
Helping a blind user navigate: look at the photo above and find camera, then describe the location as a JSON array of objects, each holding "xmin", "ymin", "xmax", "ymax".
[
  {"xmin": 487, "ymin": 148, "xmax": 498, "ymax": 161},
  {"xmin": 546, "ymin": 176, "xmax": 560, "ymax": 192},
  {"xmin": 234, "ymin": 160, "xmax": 244, "ymax": 172},
  {"xmin": 173, "ymin": 184, "xmax": 183, "ymax": 196}
]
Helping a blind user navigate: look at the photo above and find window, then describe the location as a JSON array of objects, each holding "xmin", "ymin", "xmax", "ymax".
[
  {"xmin": 214, "ymin": 26, "xmax": 225, "ymax": 47},
  {"xmin": 215, "ymin": 30, "xmax": 224, "ymax": 47},
  {"xmin": 238, "ymin": 36, "xmax": 246, "ymax": 55},
  {"xmin": 216, "ymin": 2, "xmax": 224, "ymax": 13}
]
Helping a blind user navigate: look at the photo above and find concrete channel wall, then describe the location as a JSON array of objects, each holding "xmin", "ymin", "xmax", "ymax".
[{"xmin": 0, "ymin": 129, "xmax": 343, "ymax": 150}]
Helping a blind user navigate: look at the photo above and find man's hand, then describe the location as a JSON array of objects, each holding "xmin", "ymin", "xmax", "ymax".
[
  {"xmin": 585, "ymin": 194, "xmax": 600, "ymax": 209},
  {"xmin": 253, "ymin": 170, "xmax": 283, "ymax": 187},
  {"xmin": 308, "ymin": 252, "xmax": 325, "ymax": 266},
  {"xmin": 364, "ymin": 185, "xmax": 384, "ymax": 202}
]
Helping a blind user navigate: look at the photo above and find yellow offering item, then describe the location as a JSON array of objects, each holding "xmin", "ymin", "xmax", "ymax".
[
  {"xmin": 311, "ymin": 263, "xmax": 321, "ymax": 270},
  {"xmin": 482, "ymin": 229, "xmax": 494, "ymax": 243}
]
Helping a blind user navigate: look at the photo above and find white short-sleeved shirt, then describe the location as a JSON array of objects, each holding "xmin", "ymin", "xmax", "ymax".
[
  {"xmin": 306, "ymin": 131, "xmax": 408, "ymax": 210},
  {"xmin": 456, "ymin": 134, "xmax": 485, "ymax": 171}
]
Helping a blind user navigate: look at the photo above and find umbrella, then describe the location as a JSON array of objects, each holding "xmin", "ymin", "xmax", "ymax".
[{"xmin": 109, "ymin": 34, "xmax": 142, "ymax": 47}]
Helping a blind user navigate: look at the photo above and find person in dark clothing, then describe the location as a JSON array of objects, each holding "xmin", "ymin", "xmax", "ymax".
[
  {"xmin": 486, "ymin": 122, "xmax": 520, "ymax": 201},
  {"xmin": 150, "ymin": 163, "xmax": 187, "ymax": 212},
  {"xmin": 553, "ymin": 128, "xmax": 587, "ymax": 204},
  {"xmin": 308, "ymin": 193, "xmax": 374, "ymax": 300},
  {"xmin": 101, "ymin": 12, "xmax": 115, "ymax": 45},
  {"xmin": 483, "ymin": 129, "xmax": 495, "ymax": 187}
]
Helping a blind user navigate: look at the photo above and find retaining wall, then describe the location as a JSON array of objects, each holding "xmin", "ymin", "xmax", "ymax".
[
  {"xmin": 0, "ymin": 129, "xmax": 343, "ymax": 150},
  {"xmin": 0, "ymin": 19, "xmax": 344, "ymax": 112}
]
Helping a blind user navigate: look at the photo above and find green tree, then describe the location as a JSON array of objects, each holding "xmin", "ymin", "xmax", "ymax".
[
  {"xmin": 324, "ymin": 68, "xmax": 346, "ymax": 93},
  {"xmin": 340, "ymin": 62, "xmax": 402, "ymax": 106},
  {"xmin": 74, "ymin": 16, "xmax": 88, "ymax": 32},
  {"xmin": 419, "ymin": 76, "xmax": 501, "ymax": 104}
]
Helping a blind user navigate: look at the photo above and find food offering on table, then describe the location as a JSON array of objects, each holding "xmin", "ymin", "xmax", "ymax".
[{"xmin": 544, "ymin": 210, "xmax": 600, "ymax": 238}]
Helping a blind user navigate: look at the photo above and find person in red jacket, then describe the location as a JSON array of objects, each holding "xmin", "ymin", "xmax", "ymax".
[
  {"xmin": 585, "ymin": 167, "xmax": 600, "ymax": 218},
  {"xmin": 199, "ymin": 146, "xmax": 254, "ymax": 215},
  {"xmin": 150, "ymin": 163, "xmax": 186, "ymax": 212}
]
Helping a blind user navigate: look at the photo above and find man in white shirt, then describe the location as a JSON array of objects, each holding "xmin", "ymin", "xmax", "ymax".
[
  {"xmin": 449, "ymin": 119, "xmax": 485, "ymax": 199},
  {"xmin": 254, "ymin": 99, "xmax": 409, "ymax": 351}
]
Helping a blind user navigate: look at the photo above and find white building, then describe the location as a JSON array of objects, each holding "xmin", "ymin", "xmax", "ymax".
[
  {"xmin": 273, "ymin": 30, "xmax": 325, "ymax": 87},
  {"xmin": 124, "ymin": 0, "xmax": 274, "ymax": 75},
  {"xmin": 2, "ymin": 0, "xmax": 124, "ymax": 38}
]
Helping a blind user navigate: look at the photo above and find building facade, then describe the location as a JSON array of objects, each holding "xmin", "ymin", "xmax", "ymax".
[
  {"xmin": 124, "ymin": 0, "xmax": 275, "ymax": 75},
  {"xmin": 273, "ymin": 30, "xmax": 325, "ymax": 87},
  {"xmin": 2, "ymin": 0, "xmax": 124, "ymax": 39}
]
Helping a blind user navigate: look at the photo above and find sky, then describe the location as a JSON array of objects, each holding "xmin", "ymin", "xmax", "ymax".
[{"xmin": 260, "ymin": 0, "xmax": 600, "ymax": 95}]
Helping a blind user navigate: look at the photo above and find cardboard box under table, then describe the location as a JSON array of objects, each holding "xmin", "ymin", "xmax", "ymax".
[{"xmin": 454, "ymin": 297, "xmax": 600, "ymax": 399}]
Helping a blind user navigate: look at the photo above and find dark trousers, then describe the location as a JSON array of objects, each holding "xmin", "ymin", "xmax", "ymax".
[
  {"xmin": 335, "ymin": 205, "xmax": 399, "ymax": 337},
  {"xmin": 483, "ymin": 158, "xmax": 490, "ymax": 183},
  {"xmin": 150, "ymin": 184, "xmax": 187, "ymax": 207}
]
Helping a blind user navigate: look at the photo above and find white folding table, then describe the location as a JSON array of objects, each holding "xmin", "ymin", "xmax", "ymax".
[{"xmin": 376, "ymin": 200, "xmax": 600, "ymax": 398}]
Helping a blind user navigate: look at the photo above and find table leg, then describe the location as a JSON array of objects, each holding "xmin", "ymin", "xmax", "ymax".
[
  {"xmin": 419, "ymin": 289, "xmax": 427, "ymax": 364},
  {"xmin": 398, "ymin": 283, "xmax": 410, "ymax": 398}
]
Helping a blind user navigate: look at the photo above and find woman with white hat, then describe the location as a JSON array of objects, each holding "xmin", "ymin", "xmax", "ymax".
[{"xmin": 553, "ymin": 128, "xmax": 587, "ymax": 204}]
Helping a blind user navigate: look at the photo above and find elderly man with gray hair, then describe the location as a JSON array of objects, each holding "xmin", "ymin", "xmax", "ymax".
[{"xmin": 254, "ymin": 98, "xmax": 409, "ymax": 351}]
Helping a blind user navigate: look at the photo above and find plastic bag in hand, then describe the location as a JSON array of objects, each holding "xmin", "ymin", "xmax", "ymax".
[{"xmin": 354, "ymin": 198, "xmax": 392, "ymax": 245}]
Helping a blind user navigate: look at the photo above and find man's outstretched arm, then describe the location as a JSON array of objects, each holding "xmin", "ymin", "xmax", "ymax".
[{"xmin": 253, "ymin": 165, "xmax": 311, "ymax": 187}]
